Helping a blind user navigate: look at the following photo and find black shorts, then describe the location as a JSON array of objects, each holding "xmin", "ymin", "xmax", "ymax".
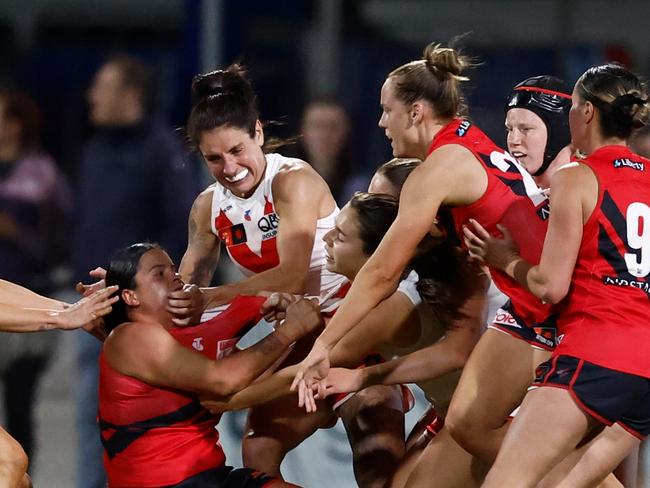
[
  {"xmin": 166, "ymin": 465, "xmax": 281, "ymax": 488},
  {"xmin": 534, "ymin": 355, "xmax": 650, "ymax": 439},
  {"xmin": 489, "ymin": 301, "xmax": 557, "ymax": 351}
]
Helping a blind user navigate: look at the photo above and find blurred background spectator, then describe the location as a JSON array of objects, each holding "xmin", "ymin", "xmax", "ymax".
[
  {"xmin": 0, "ymin": 89, "xmax": 71, "ymax": 475},
  {"xmin": 287, "ymin": 98, "xmax": 366, "ymax": 205}
]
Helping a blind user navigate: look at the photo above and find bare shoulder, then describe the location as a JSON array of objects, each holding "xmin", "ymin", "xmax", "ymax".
[
  {"xmin": 552, "ymin": 161, "xmax": 596, "ymax": 188},
  {"xmin": 104, "ymin": 321, "xmax": 167, "ymax": 357},
  {"xmin": 191, "ymin": 185, "xmax": 215, "ymax": 212},
  {"xmin": 188, "ymin": 185, "xmax": 216, "ymax": 230},
  {"xmin": 274, "ymin": 157, "xmax": 322, "ymax": 185},
  {"xmin": 425, "ymin": 143, "xmax": 481, "ymax": 172},
  {"xmin": 272, "ymin": 156, "xmax": 329, "ymax": 201}
]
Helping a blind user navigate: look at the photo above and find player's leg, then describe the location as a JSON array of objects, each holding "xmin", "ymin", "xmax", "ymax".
[
  {"xmin": 445, "ymin": 328, "xmax": 547, "ymax": 465},
  {"xmin": 483, "ymin": 386, "xmax": 597, "ymax": 487},
  {"xmin": 338, "ymin": 384, "xmax": 406, "ymax": 488},
  {"xmin": 402, "ymin": 426, "xmax": 487, "ymax": 488}
]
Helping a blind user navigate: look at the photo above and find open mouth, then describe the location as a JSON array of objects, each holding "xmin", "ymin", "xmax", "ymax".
[
  {"xmin": 225, "ymin": 169, "xmax": 249, "ymax": 183},
  {"xmin": 511, "ymin": 151, "xmax": 527, "ymax": 160}
]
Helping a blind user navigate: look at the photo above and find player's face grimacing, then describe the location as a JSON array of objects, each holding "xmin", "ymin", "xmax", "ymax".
[
  {"xmin": 127, "ymin": 248, "xmax": 183, "ymax": 316},
  {"xmin": 378, "ymin": 77, "xmax": 418, "ymax": 158},
  {"xmin": 322, "ymin": 204, "xmax": 368, "ymax": 280},
  {"xmin": 198, "ymin": 121, "xmax": 266, "ymax": 198},
  {"xmin": 505, "ymin": 108, "xmax": 548, "ymax": 175}
]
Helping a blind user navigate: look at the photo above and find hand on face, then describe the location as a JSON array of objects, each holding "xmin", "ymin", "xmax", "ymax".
[{"xmin": 167, "ymin": 284, "xmax": 206, "ymax": 327}]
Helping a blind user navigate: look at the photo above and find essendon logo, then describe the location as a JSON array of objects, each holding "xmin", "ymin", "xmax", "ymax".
[{"xmin": 219, "ymin": 223, "xmax": 247, "ymax": 246}]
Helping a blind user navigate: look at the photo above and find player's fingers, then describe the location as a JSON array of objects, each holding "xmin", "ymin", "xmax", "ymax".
[
  {"xmin": 290, "ymin": 369, "xmax": 304, "ymax": 392},
  {"xmin": 469, "ymin": 218, "xmax": 491, "ymax": 240},
  {"xmin": 462, "ymin": 225, "xmax": 482, "ymax": 246}
]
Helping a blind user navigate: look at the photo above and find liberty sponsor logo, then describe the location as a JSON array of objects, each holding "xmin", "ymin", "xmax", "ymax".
[
  {"xmin": 493, "ymin": 309, "xmax": 520, "ymax": 328},
  {"xmin": 244, "ymin": 209, "xmax": 252, "ymax": 221},
  {"xmin": 613, "ymin": 158, "xmax": 644, "ymax": 171},
  {"xmin": 456, "ymin": 120, "xmax": 471, "ymax": 137},
  {"xmin": 192, "ymin": 337, "xmax": 204, "ymax": 351}
]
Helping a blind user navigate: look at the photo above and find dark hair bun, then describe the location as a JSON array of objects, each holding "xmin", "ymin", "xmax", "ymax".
[
  {"xmin": 191, "ymin": 64, "xmax": 252, "ymax": 105},
  {"xmin": 613, "ymin": 93, "xmax": 650, "ymax": 129}
]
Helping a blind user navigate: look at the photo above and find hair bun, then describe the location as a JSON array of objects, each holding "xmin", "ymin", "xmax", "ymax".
[
  {"xmin": 423, "ymin": 43, "xmax": 467, "ymax": 79},
  {"xmin": 191, "ymin": 64, "xmax": 250, "ymax": 105},
  {"xmin": 613, "ymin": 93, "xmax": 648, "ymax": 110}
]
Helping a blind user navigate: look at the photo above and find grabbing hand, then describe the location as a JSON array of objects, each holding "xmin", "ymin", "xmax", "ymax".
[
  {"xmin": 75, "ymin": 267, "xmax": 107, "ymax": 297},
  {"xmin": 199, "ymin": 396, "xmax": 233, "ymax": 415},
  {"xmin": 284, "ymin": 298, "xmax": 323, "ymax": 337},
  {"xmin": 291, "ymin": 339, "xmax": 331, "ymax": 413},
  {"xmin": 260, "ymin": 292, "xmax": 300, "ymax": 323},
  {"xmin": 315, "ymin": 367, "xmax": 364, "ymax": 400},
  {"xmin": 167, "ymin": 284, "xmax": 205, "ymax": 327},
  {"xmin": 463, "ymin": 219, "xmax": 520, "ymax": 270},
  {"xmin": 59, "ymin": 286, "xmax": 119, "ymax": 331}
]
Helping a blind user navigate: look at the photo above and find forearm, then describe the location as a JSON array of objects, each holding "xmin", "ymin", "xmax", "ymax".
[
  {"xmin": 0, "ymin": 303, "xmax": 66, "ymax": 332},
  {"xmin": 217, "ymin": 321, "xmax": 303, "ymax": 393},
  {"xmin": 318, "ymin": 264, "xmax": 398, "ymax": 349},
  {"xmin": 0, "ymin": 280, "xmax": 65, "ymax": 310},
  {"xmin": 208, "ymin": 365, "xmax": 297, "ymax": 411},
  {"xmin": 505, "ymin": 258, "xmax": 554, "ymax": 303},
  {"xmin": 363, "ymin": 340, "xmax": 467, "ymax": 388},
  {"xmin": 180, "ymin": 253, "xmax": 219, "ymax": 287},
  {"xmin": 203, "ymin": 266, "xmax": 307, "ymax": 306}
]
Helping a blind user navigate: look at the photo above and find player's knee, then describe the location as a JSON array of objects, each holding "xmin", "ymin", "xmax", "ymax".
[
  {"xmin": 241, "ymin": 431, "xmax": 286, "ymax": 468},
  {"xmin": 445, "ymin": 406, "xmax": 480, "ymax": 452},
  {"xmin": 345, "ymin": 386, "xmax": 404, "ymax": 433}
]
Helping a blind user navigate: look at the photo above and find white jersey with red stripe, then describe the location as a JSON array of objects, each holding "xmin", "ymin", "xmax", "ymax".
[{"xmin": 210, "ymin": 153, "xmax": 345, "ymax": 298}]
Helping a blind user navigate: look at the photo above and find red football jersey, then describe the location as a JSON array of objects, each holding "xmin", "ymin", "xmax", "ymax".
[
  {"xmin": 99, "ymin": 295, "xmax": 266, "ymax": 487},
  {"xmin": 555, "ymin": 146, "xmax": 650, "ymax": 378},
  {"xmin": 428, "ymin": 118, "xmax": 552, "ymax": 327}
]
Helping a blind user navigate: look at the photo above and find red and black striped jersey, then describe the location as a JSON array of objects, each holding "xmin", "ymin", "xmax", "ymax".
[
  {"xmin": 428, "ymin": 118, "xmax": 552, "ymax": 328},
  {"xmin": 556, "ymin": 145, "xmax": 650, "ymax": 378},
  {"xmin": 98, "ymin": 295, "xmax": 265, "ymax": 487}
]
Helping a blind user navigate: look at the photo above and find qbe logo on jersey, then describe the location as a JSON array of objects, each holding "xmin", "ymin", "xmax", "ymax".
[{"xmin": 258, "ymin": 212, "xmax": 279, "ymax": 240}]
